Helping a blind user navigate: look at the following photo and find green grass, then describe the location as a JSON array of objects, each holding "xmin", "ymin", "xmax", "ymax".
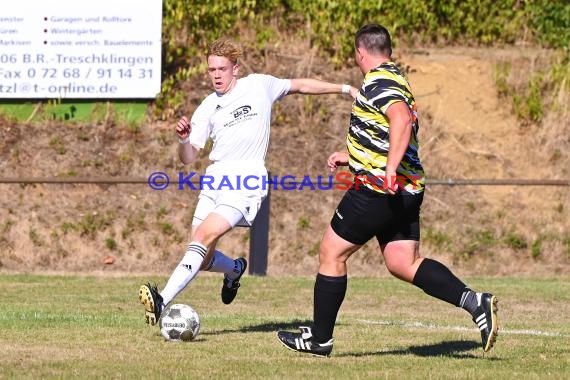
[
  {"xmin": 0, "ymin": 101, "xmax": 147, "ymax": 124},
  {"xmin": 0, "ymin": 275, "xmax": 569, "ymax": 379}
]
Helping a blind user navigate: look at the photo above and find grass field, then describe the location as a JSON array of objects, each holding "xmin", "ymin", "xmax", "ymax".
[
  {"xmin": 1, "ymin": 274, "xmax": 569, "ymax": 379},
  {"xmin": 0, "ymin": 101, "xmax": 147, "ymax": 124}
]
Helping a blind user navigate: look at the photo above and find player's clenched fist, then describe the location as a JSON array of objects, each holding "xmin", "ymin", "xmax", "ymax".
[
  {"xmin": 176, "ymin": 116, "xmax": 191, "ymax": 138},
  {"xmin": 327, "ymin": 151, "xmax": 349, "ymax": 172}
]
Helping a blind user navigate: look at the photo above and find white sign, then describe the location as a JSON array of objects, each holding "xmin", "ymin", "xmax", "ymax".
[{"xmin": 0, "ymin": 0, "xmax": 162, "ymax": 99}]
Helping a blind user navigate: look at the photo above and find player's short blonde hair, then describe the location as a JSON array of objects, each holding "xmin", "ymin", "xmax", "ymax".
[{"xmin": 207, "ymin": 38, "xmax": 243, "ymax": 65}]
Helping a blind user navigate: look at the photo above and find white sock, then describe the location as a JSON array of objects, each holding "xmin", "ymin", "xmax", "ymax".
[
  {"xmin": 160, "ymin": 242, "xmax": 207, "ymax": 305},
  {"xmin": 204, "ymin": 250, "xmax": 236, "ymax": 274}
]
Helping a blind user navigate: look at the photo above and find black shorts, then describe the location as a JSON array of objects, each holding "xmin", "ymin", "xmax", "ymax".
[{"xmin": 330, "ymin": 186, "xmax": 424, "ymax": 246}]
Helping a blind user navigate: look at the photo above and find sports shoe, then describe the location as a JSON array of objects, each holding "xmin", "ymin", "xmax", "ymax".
[
  {"xmin": 221, "ymin": 257, "xmax": 247, "ymax": 305},
  {"xmin": 139, "ymin": 283, "xmax": 164, "ymax": 326},
  {"xmin": 472, "ymin": 293, "xmax": 499, "ymax": 352},
  {"xmin": 277, "ymin": 326, "xmax": 334, "ymax": 357}
]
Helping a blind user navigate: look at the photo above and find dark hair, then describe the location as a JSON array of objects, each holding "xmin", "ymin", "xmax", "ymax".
[{"xmin": 355, "ymin": 23, "xmax": 392, "ymax": 57}]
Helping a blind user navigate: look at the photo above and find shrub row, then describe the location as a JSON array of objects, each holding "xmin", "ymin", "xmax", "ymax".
[{"xmin": 156, "ymin": 0, "xmax": 569, "ymax": 118}]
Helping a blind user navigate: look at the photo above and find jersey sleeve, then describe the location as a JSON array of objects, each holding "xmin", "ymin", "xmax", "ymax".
[
  {"xmin": 253, "ymin": 73, "xmax": 291, "ymax": 102},
  {"xmin": 367, "ymin": 78, "xmax": 408, "ymax": 114},
  {"xmin": 189, "ymin": 102, "xmax": 212, "ymax": 149}
]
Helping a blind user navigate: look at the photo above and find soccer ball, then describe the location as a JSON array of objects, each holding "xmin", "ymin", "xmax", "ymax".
[{"xmin": 159, "ymin": 303, "xmax": 200, "ymax": 341}]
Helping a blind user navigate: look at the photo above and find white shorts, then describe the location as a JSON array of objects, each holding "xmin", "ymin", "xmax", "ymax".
[{"xmin": 191, "ymin": 161, "xmax": 268, "ymax": 227}]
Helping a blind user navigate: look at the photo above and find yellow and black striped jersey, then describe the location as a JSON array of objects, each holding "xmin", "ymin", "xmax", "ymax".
[{"xmin": 347, "ymin": 61, "xmax": 425, "ymax": 194}]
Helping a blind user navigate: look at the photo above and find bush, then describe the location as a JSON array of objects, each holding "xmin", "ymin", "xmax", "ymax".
[{"xmin": 156, "ymin": 0, "xmax": 569, "ymax": 118}]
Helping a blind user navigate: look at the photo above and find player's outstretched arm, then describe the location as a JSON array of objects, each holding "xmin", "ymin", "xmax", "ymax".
[{"xmin": 288, "ymin": 78, "xmax": 357, "ymax": 98}]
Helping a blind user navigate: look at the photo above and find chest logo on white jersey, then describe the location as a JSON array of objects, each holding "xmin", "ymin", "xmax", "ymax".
[
  {"xmin": 222, "ymin": 105, "xmax": 257, "ymax": 128},
  {"xmin": 232, "ymin": 105, "xmax": 251, "ymax": 118}
]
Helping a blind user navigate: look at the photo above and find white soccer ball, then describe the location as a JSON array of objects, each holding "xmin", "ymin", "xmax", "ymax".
[{"xmin": 159, "ymin": 303, "xmax": 200, "ymax": 342}]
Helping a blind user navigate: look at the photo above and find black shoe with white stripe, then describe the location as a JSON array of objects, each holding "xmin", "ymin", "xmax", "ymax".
[
  {"xmin": 472, "ymin": 293, "xmax": 499, "ymax": 352},
  {"xmin": 277, "ymin": 326, "xmax": 333, "ymax": 357}
]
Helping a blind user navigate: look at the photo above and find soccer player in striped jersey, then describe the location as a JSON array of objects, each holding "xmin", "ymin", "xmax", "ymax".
[{"xmin": 277, "ymin": 24, "xmax": 498, "ymax": 357}]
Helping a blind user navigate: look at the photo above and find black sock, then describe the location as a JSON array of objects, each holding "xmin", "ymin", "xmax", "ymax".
[
  {"xmin": 312, "ymin": 273, "xmax": 347, "ymax": 343},
  {"xmin": 412, "ymin": 258, "xmax": 466, "ymax": 306},
  {"xmin": 459, "ymin": 289, "xmax": 479, "ymax": 315}
]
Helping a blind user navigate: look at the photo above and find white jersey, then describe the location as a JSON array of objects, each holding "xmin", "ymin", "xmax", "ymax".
[
  {"xmin": 189, "ymin": 73, "xmax": 291, "ymax": 163},
  {"xmin": 188, "ymin": 74, "xmax": 291, "ymax": 226}
]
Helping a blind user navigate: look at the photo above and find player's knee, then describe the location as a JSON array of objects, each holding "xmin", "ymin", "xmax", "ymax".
[
  {"xmin": 319, "ymin": 247, "xmax": 349, "ymax": 267},
  {"xmin": 385, "ymin": 262, "xmax": 414, "ymax": 282},
  {"xmin": 192, "ymin": 228, "xmax": 221, "ymax": 247}
]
